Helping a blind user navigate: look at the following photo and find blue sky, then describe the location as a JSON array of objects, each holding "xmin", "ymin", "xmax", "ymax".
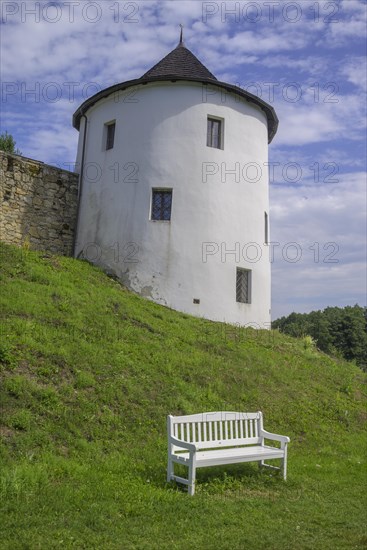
[{"xmin": 1, "ymin": 0, "xmax": 366, "ymax": 319}]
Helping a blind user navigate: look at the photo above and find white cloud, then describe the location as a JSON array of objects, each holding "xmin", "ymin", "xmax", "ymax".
[
  {"xmin": 273, "ymin": 87, "xmax": 366, "ymax": 146},
  {"xmin": 325, "ymin": 0, "xmax": 367, "ymax": 43},
  {"xmin": 340, "ymin": 57, "xmax": 367, "ymax": 92},
  {"xmin": 274, "ymin": 104, "xmax": 340, "ymax": 146},
  {"xmin": 270, "ymin": 172, "xmax": 367, "ymax": 317},
  {"xmin": 260, "ymin": 54, "xmax": 328, "ymax": 73}
]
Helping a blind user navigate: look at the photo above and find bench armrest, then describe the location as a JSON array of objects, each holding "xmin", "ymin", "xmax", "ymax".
[
  {"xmin": 260, "ymin": 429, "xmax": 290, "ymax": 444},
  {"xmin": 169, "ymin": 436, "xmax": 197, "ymax": 452}
]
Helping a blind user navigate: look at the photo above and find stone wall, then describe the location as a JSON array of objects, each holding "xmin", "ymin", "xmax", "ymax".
[{"xmin": 0, "ymin": 151, "xmax": 79, "ymax": 256}]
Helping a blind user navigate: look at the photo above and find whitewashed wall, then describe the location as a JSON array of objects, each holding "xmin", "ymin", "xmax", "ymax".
[{"xmin": 74, "ymin": 81, "xmax": 271, "ymax": 327}]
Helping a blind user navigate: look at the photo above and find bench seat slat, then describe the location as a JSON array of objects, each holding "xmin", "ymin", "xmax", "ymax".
[
  {"xmin": 174, "ymin": 437, "xmax": 261, "ymax": 450},
  {"xmin": 174, "ymin": 446, "xmax": 284, "ymax": 467}
]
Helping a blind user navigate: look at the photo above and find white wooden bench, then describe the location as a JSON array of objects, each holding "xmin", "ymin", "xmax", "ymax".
[{"xmin": 167, "ymin": 411, "xmax": 290, "ymax": 495}]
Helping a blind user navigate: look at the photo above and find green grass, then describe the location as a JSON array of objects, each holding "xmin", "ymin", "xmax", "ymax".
[{"xmin": 0, "ymin": 242, "xmax": 366, "ymax": 549}]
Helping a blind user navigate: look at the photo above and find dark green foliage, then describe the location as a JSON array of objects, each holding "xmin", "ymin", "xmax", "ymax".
[
  {"xmin": 273, "ymin": 305, "xmax": 367, "ymax": 370},
  {"xmin": 0, "ymin": 130, "xmax": 22, "ymax": 155}
]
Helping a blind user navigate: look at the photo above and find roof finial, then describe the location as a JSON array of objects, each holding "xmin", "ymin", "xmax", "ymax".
[{"xmin": 179, "ymin": 24, "xmax": 184, "ymax": 46}]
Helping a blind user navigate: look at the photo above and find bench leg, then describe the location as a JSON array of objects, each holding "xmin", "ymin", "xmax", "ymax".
[
  {"xmin": 282, "ymin": 455, "xmax": 287, "ymax": 481},
  {"xmin": 188, "ymin": 459, "xmax": 196, "ymax": 496},
  {"xmin": 167, "ymin": 456, "xmax": 173, "ymax": 482},
  {"xmin": 282, "ymin": 446, "xmax": 288, "ymax": 480},
  {"xmin": 258, "ymin": 460, "xmax": 265, "ymax": 469}
]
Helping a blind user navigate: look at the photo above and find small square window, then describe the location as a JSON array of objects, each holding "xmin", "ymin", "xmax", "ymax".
[
  {"xmin": 236, "ymin": 268, "xmax": 251, "ymax": 304},
  {"xmin": 151, "ymin": 189, "xmax": 172, "ymax": 221},
  {"xmin": 105, "ymin": 122, "xmax": 115, "ymax": 150},
  {"xmin": 207, "ymin": 117, "xmax": 223, "ymax": 149}
]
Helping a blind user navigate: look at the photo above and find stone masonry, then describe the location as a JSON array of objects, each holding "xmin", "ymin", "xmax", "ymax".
[{"xmin": 0, "ymin": 151, "xmax": 79, "ymax": 256}]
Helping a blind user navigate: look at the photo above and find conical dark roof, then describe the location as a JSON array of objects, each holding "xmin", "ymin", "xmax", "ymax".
[
  {"xmin": 73, "ymin": 40, "xmax": 279, "ymax": 143},
  {"xmin": 141, "ymin": 43, "xmax": 217, "ymax": 81}
]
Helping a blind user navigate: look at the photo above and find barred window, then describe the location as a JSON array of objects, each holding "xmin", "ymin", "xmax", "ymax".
[
  {"xmin": 207, "ymin": 117, "xmax": 223, "ymax": 149},
  {"xmin": 236, "ymin": 268, "xmax": 251, "ymax": 304},
  {"xmin": 151, "ymin": 189, "xmax": 172, "ymax": 221},
  {"xmin": 105, "ymin": 122, "xmax": 115, "ymax": 150}
]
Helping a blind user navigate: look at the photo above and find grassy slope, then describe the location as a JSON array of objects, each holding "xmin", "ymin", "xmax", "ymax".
[{"xmin": 0, "ymin": 243, "xmax": 366, "ymax": 550}]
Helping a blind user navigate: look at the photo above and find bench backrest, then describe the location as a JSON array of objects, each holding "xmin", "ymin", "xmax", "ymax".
[{"xmin": 168, "ymin": 411, "xmax": 264, "ymax": 450}]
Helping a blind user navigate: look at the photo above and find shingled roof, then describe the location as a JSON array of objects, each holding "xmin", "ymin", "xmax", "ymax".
[{"xmin": 141, "ymin": 42, "xmax": 217, "ymax": 81}]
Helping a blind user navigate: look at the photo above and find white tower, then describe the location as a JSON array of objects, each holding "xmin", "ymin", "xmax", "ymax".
[{"xmin": 73, "ymin": 37, "xmax": 278, "ymax": 327}]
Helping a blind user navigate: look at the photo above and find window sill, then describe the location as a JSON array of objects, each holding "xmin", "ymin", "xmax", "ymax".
[{"xmin": 206, "ymin": 145, "xmax": 224, "ymax": 151}]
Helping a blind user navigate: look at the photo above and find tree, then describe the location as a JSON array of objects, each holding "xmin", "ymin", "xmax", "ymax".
[
  {"xmin": 0, "ymin": 131, "xmax": 22, "ymax": 155},
  {"xmin": 273, "ymin": 305, "xmax": 367, "ymax": 371}
]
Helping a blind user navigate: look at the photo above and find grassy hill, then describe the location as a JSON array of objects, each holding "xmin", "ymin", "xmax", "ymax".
[{"xmin": 0, "ymin": 243, "xmax": 366, "ymax": 549}]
